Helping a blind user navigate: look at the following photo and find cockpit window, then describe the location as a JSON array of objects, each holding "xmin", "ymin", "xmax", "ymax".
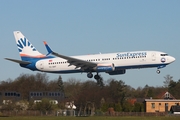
[{"xmin": 161, "ymin": 54, "xmax": 168, "ymax": 56}]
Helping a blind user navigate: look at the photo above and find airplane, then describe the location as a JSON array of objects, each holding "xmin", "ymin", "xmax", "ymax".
[{"xmin": 5, "ymin": 31, "xmax": 175, "ymax": 80}]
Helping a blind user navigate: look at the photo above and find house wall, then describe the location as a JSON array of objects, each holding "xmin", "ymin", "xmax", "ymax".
[{"xmin": 145, "ymin": 100, "xmax": 180, "ymax": 112}]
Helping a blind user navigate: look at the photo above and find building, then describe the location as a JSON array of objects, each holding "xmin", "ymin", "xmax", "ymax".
[
  {"xmin": 29, "ymin": 91, "xmax": 64, "ymax": 104},
  {"xmin": 144, "ymin": 99, "xmax": 180, "ymax": 112},
  {"xmin": 144, "ymin": 91, "xmax": 180, "ymax": 113},
  {"xmin": 0, "ymin": 91, "xmax": 21, "ymax": 105}
]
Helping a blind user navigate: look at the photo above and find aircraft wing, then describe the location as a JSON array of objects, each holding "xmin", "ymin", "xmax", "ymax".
[
  {"xmin": 5, "ymin": 58, "xmax": 31, "ymax": 64},
  {"xmin": 43, "ymin": 41, "xmax": 97, "ymax": 70}
]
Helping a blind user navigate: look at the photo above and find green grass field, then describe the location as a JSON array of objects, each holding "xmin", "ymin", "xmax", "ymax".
[{"xmin": 0, "ymin": 116, "xmax": 180, "ymax": 120}]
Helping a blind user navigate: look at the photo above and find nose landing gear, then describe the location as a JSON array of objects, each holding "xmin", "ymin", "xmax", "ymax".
[{"xmin": 156, "ymin": 69, "xmax": 160, "ymax": 74}]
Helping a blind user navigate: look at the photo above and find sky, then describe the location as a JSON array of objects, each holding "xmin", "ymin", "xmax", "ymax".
[{"xmin": 0, "ymin": 0, "xmax": 180, "ymax": 88}]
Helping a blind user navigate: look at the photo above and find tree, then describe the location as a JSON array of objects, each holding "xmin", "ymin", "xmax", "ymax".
[
  {"xmin": 1, "ymin": 101, "xmax": 15, "ymax": 111},
  {"xmin": 35, "ymin": 98, "xmax": 57, "ymax": 114},
  {"xmin": 57, "ymin": 75, "xmax": 64, "ymax": 92},
  {"xmin": 108, "ymin": 79, "xmax": 128, "ymax": 111},
  {"xmin": 64, "ymin": 78, "xmax": 82, "ymax": 101},
  {"xmin": 168, "ymin": 79, "xmax": 180, "ymax": 98},
  {"xmin": 147, "ymin": 87, "xmax": 154, "ymax": 98},
  {"xmin": 163, "ymin": 74, "xmax": 173, "ymax": 88},
  {"xmin": 133, "ymin": 102, "xmax": 144, "ymax": 112},
  {"xmin": 76, "ymin": 80, "xmax": 100, "ymax": 114},
  {"xmin": 14, "ymin": 100, "xmax": 29, "ymax": 111}
]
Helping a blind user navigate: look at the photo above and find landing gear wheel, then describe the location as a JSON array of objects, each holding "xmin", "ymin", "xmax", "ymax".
[
  {"xmin": 94, "ymin": 74, "xmax": 100, "ymax": 80},
  {"xmin": 87, "ymin": 72, "xmax": 93, "ymax": 78},
  {"xmin": 156, "ymin": 70, "xmax": 160, "ymax": 74}
]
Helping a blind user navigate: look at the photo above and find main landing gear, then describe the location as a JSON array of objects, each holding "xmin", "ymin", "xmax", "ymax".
[
  {"xmin": 87, "ymin": 72, "xmax": 104, "ymax": 86},
  {"xmin": 87, "ymin": 72, "xmax": 101, "ymax": 80},
  {"xmin": 94, "ymin": 74, "xmax": 100, "ymax": 80},
  {"xmin": 87, "ymin": 72, "xmax": 93, "ymax": 78}
]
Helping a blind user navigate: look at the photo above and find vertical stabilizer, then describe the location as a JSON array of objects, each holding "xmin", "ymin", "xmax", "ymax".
[{"xmin": 14, "ymin": 31, "xmax": 45, "ymax": 60}]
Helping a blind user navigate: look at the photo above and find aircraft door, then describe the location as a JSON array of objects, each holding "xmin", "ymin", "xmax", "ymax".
[
  {"xmin": 39, "ymin": 61, "xmax": 44, "ymax": 70},
  {"xmin": 152, "ymin": 52, "xmax": 156, "ymax": 61}
]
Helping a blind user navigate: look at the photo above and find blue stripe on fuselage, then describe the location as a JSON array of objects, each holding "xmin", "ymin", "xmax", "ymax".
[
  {"xmin": 114, "ymin": 63, "xmax": 168, "ymax": 70},
  {"xmin": 20, "ymin": 56, "xmax": 54, "ymax": 71}
]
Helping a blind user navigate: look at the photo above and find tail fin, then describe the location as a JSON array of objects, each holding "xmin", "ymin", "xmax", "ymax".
[{"xmin": 14, "ymin": 31, "xmax": 45, "ymax": 60}]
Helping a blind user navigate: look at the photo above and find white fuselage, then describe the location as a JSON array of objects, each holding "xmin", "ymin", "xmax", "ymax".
[{"xmin": 35, "ymin": 51, "xmax": 175, "ymax": 74}]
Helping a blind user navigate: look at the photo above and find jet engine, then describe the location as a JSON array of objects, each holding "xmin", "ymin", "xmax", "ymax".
[{"xmin": 94, "ymin": 63, "xmax": 115, "ymax": 72}]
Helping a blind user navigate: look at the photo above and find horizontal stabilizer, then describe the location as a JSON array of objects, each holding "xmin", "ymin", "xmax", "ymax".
[{"xmin": 5, "ymin": 58, "xmax": 31, "ymax": 64}]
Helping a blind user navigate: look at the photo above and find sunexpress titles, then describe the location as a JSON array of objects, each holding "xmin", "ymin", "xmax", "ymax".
[{"xmin": 116, "ymin": 52, "xmax": 147, "ymax": 58}]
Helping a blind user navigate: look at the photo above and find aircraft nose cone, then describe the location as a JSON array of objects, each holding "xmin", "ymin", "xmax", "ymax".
[{"xmin": 170, "ymin": 56, "xmax": 175, "ymax": 63}]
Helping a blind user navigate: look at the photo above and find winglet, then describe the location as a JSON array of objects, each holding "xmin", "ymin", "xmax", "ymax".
[{"xmin": 43, "ymin": 41, "xmax": 53, "ymax": 56}]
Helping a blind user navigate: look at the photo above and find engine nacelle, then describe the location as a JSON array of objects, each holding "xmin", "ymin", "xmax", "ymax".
[
  {"xmin": 94, "ymin": 63, "xmax": 115, "ymax": 72},
  {"xmin": 107, "ymin": 69, "xmax": 126, "ymax": 75}
]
